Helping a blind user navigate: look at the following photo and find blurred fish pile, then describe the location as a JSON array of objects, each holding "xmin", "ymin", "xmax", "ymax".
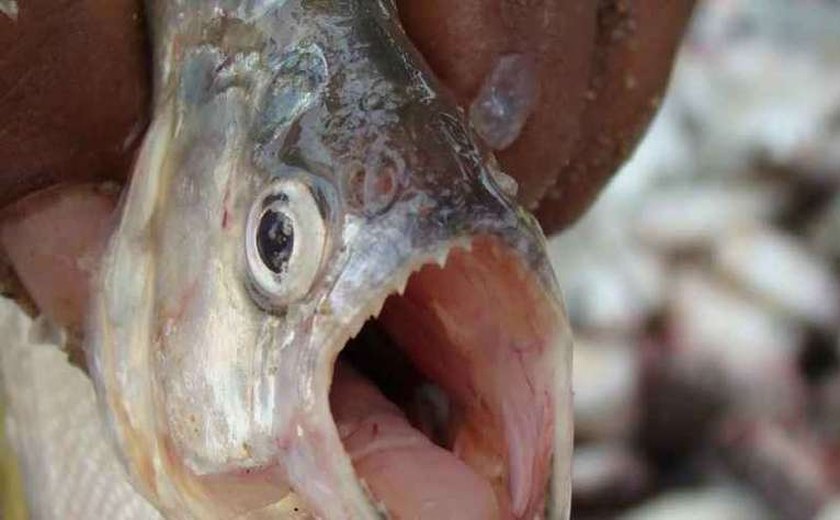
[{"xmin": 548, "ymin": 0, "xmax": 840, "ymax": 518}]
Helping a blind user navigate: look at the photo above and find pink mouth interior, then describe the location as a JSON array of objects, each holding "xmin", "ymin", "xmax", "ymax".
[{"xmin": 329, "ymin": 238, "xmax": 561, "ymax": 519}]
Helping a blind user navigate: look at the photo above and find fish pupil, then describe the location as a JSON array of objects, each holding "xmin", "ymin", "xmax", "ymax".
[{"xmin": 256, "ymin": 209, "xmax": 294, "ymax": 274}]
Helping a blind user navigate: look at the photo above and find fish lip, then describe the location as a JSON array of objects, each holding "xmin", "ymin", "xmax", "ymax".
[{"xmin": 298, "ymin": 233, "xmax": 573, "ymax": 519}]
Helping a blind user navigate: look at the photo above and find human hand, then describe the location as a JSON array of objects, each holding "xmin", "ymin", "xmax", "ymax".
[{"xmin": 0, "ymin": 0, "xmax": 694, "ymax": 331}]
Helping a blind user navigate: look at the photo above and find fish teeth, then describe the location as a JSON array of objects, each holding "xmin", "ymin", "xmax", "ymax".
[
  {"xmin": 340, "ymin": 242, "xmax": 464, "ymax": 341},
  {"xmin": 395, "ymin": 269, "xmax": 414, "ymax": 296},
  {"xmin": 434, "ymin": 249, "xmax": 450, "ymax": 268}
]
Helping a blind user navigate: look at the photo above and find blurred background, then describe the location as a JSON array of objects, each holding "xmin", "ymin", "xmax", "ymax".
[{"xmin": 549, "ymin": 0, "xmax": 840, "ymax": 518}]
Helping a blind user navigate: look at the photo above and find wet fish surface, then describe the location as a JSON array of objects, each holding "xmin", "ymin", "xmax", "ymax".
[{"xmin": 86, "ymin": 0, "xmax": 573, "ymax": 518}]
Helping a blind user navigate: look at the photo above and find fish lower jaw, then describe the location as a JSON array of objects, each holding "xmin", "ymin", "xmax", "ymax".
[
  {"xmin": 95, "ymin": 235, "xmax": 570, "ymax": 520},
  {"xmin": 302, "ymin": 235, "xmax": 569, "ymax": 519}
]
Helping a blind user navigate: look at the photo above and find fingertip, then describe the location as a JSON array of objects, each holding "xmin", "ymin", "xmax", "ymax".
[
  {"xmin": 397, "ymin": 0, "xmax": 599, "ymax": 208},
  {"xmin": 0, "ymin": 183, "xmax": 119, "ymax": 332}
]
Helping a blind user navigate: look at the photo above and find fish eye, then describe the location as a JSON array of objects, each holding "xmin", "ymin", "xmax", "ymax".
[
  {"xmin": 256, "ymin": 208, "xmax": 295, "ymax": 273},
  {"xmin": 245, "ymin": 178, "xmax": 326, "ymax": 307}
]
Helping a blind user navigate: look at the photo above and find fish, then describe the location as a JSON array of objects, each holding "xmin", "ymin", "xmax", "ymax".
[{"xmin": 86, "ymin": 0, "xmax": 573, "ymax": 518}]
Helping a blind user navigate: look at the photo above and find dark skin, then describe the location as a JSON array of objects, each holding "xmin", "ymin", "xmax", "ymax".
[{"xmin": 0, "ymin": 0, "xmax": 694, "ymax": 331}]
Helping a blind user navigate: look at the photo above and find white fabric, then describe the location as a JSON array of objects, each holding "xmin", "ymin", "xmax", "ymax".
[{"xmin": 0, "ymin": 297, "xmax": 161, "ymax": 519}]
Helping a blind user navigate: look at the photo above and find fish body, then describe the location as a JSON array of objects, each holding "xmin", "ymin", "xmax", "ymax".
[{"xmin": 87, "ymin": 1, "xmax": 573, "ymax": 518}]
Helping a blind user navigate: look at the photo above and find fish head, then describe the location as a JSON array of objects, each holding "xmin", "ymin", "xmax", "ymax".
[{"xmin": 88, "ymin": 2, "xmax": 573, "ymax": 518}]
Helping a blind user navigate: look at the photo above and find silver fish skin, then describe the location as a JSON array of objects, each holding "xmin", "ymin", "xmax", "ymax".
[{"xmin": 87, "ymin": 0, "xmax": 573, "ymax": 518}]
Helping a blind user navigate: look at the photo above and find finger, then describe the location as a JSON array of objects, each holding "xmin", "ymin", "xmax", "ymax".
[
  {"xmin": 0, "ymin": 0, "xmax": 149, "ymax": 209},
  {"xmin": 398, "ymin": 0, "xmax": 695, "ymax": 231},
  {"xmin": 0, "ymin": 183, "xmax": 118, "ymax": 332},
  {"xmin": 397, "ymin": 0, "xmax": 599, "ymax": 209},
  {"xmin": 535, "ymin": 0, "xmax": 696, "ymax": 232}
]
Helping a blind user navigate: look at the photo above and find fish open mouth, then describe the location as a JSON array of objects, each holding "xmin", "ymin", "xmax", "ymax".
[{"xmin": 328, "ymin": 236, "xmax": 565, "ymax": 519}]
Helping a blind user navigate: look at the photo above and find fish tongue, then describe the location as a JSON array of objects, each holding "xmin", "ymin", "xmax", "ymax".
[{"xmin": 329, "ymin": 363, "xmax": 500, "ymax": 519}]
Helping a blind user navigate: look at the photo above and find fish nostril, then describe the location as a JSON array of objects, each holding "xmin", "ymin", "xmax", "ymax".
[
  {"xmin": 344, "ymin": 161, "xmax": 399, "ymax": 216},
  {"xmin": 364, "ymin": 163, "xmax": 398, "ymax": 213},
  {"xmin": 344, "ymin": 163, "xmax": 367, "ymax": 209}
]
